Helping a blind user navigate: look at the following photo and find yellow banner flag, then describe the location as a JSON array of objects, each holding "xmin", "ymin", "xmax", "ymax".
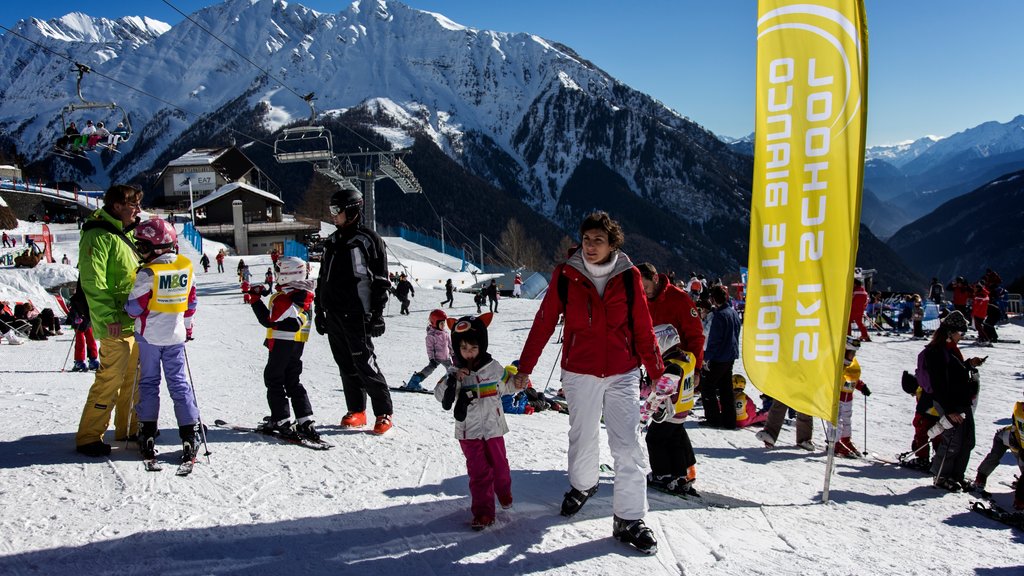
[{"xmin": 743, "ymin": 1, "xmax": 868, "ymax": 422}]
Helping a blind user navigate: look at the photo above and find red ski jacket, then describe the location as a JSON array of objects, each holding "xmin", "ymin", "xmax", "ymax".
[
  {"xmin": 645, "ymin": 274, "xmax": 705, "ymax": 371},
  {"xmin": 518, "ymin": 252, "xmax": 664, "ymax": 381},
  {"xmin": 972, "ymin": 287, "xmax": 989, "ymax": 319}
]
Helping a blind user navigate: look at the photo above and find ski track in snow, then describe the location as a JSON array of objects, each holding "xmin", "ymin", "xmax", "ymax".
[{"xmin": 0, "ymin": 230, "xmax": 1023, "ymax": 574}]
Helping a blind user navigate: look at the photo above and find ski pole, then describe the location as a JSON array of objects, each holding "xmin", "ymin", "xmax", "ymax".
[
  {"xmin": 60, "ymin": 335, "xmax": 75, "ymax": 372},
  {"xmin": 125, "ymin": 355, "xmax": 141, "ymax": 451},
  {"xmin": 863, "ymin": 394, "xmax": 868, "ymax": 455},
  {"xmin": 183, "ymin": 347, "xmax": 212, "ymax": 461}
]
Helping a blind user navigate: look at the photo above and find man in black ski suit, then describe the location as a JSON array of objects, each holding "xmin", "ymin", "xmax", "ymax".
[{"xmin": 315, "ymin": 189, "xmax": 395, "ymax": 435}]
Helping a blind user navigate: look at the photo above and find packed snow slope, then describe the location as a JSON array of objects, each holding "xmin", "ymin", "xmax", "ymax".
[{"xmin": 0, "ymin": 237, "xmax": 1022, "ymax": 574}]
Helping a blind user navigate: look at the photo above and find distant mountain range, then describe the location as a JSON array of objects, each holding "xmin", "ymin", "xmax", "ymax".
[{"xmin": 0, "ymin": 0, "xmax": 753, "ymax": 277}]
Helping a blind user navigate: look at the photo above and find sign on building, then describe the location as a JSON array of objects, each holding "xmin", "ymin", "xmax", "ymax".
[{"xmin": 172, "ymin": 172, "xmax": 217, "ymax": 194}]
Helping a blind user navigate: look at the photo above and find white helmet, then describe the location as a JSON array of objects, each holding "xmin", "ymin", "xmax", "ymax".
[
  {"xmin": 277, "ymin": 257, "xmax": 306, "ymax": 285},
  {"xmin": 653, "ymin": 323, "xmax": 680, "ymax": 353}
]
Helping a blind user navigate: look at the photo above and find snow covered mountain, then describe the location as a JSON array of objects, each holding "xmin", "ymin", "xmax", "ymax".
[
  {"xmin": 864, "ymin": 136, "xmax": 940, "ymax": 169},
  {"xmin": 0, "ymin": 0, "xmax": 752, "ymax": 274}
]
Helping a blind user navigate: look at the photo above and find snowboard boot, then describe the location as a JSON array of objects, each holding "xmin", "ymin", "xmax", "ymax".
[
  {"xmin": 88, "ymin": 358, "xmax": 100, "ymax": 371},
  {"xmin": 139, "ymin": 421, "xmax": 158, "ymax": 460},
  {"xmin": 71, "ymin": 360, "xmax": 88, "ymax": 372},
  {"xmin": 612, "ymin": 516, "xmax": 658, "ymax": 554},
  {"xmin": 404, "ymin": 373, "xmax": 425, "ymax": 391},
  {"xmin": 296, "ymin": 419, "xmax": 321, "ymax": 442},
  {"xmin": 340, "ymin": 411, "xmax": 367, "ymax": 428},
  {"xmin": 179, "ymin": 424, "xmax": 198, "ymax": 464},
  {"xmin": 471, "ymin": 515, "xmax": 495, "ymax": 531},
  {"xmin": 560, "ymin": 485, "xmax": 598, "ymax": 517},
  {"xmin": 76, "ymin": 441, "xmax": 111, "ymax": 457}
]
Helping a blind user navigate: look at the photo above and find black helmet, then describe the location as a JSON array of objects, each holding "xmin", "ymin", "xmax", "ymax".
[{"xmin": 330, "ymin": 189, "xmax": 362, "ymax": 221}]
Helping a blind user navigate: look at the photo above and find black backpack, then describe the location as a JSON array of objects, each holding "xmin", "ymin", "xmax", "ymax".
[{"xmin": 71, "ymin": 219, "xmax": 139, "ymax": 323}]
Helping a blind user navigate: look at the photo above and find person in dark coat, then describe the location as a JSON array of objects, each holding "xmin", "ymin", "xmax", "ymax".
[
  {"xmin": 315, "ymin": 189, "xmax": 395, "ymax": 435},
  {"xmin": 441, "ymin": 278, "xmax": 455, "ymax": 308},
  {"xmin": 394, "ymin": 273, "xmax": 415, "ymax": 315},
  {"xmin": 486, "ymin": 279, "xmax": 499, "ymax": 313},
  {"xmin": 925, "ymin": 311, "xmax": 986, "ymax": 491},
  {"xmin": 699, "ymin": 285, "xmax": 740, "ymax": 430}
]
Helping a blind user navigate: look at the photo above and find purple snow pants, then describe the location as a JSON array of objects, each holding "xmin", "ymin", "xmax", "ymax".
[
  {"xmin": 459, "ymin": 436, "xmax": 512, "ymax": 520},
  {"xmin": 135, "ymin": 340, "xmax": 200, "ymax": 426}
]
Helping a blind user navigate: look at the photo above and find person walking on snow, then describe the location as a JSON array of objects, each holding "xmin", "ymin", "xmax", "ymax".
[
  {"xmin": 512, "ymin": 273, "xmax": 523, "ymax": 298},
  {"xmin": 435, "ymin": 313, "xmax": 515, "ymax": 530},
  {"xmin": 441, "ymin": 278, "xmax": 455, "ymax": 308},
  {"xmin": 514, "ymin": 211, "xmax": 665, "ymax": 555},
  {"xmin": 849, "ymin": 278, "xmax": 870, "ymax": 341},
  {"xmin": 124, "ymin": 219, "xmax": 201, "ymax": 465},
  {"xmin": 246, "ymin": 257, "xmax": 322, "ymax": 442},
  {"xmin": 199, "ymin": 253, "xmax": 210, "ymax": 273},
  {"xmin": 315, "ymin": 189, "xmax": 394, "ymax": 435},
  {"xmin": 404, "ymin": 309, "xmax": 451, "ymax": 391},
  {"xmin": 394, "ymin": 273, "xmax": 415, "ymax": 315}
]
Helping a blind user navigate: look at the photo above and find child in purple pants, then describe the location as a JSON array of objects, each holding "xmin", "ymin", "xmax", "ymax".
[{"xmin": 435, "ymin": 312, "xmax": 515, "ymax": 530}]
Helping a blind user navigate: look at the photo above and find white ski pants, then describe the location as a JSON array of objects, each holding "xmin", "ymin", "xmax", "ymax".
[
  {"xmin": 563, "ymin": 368, "xmax": 648, "ymax": 520},
  {"xmin": 825, "ymin": 398, "xmax": 854, "ymax": 439}
]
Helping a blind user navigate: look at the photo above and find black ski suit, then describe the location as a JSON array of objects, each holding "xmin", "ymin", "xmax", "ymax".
[
  {"xmin": 315, "ymin": 223, "xmax": 393, "ymax": 416},
  {"xmin": 394, "ymin": 279, "xmax": 415, "ymax": 315}
]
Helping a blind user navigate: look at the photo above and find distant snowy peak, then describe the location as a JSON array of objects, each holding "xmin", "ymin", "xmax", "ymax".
[
  {"xmin": 23, "ymin": 12, "xmax": 169, "ymax": 48},
  {"xmin": 901, "ymin": 114, "xmax": 1024, "ymax": 175},
  {"xmin": 865, "ymin": 136, "xmax": 940, "ymax": 168}
]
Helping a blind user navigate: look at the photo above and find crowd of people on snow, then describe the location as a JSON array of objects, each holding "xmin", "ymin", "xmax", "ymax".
[{"xmin": 3, "ymin": 184, "xmax": 1022, "ymax": 552}]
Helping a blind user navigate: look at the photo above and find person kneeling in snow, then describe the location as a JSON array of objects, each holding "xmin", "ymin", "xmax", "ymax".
[
  {"xmin": 436, "ymin": 313, "xmax": 516, "ymax": 531},
  {"xmin": 124, "ymin": 219, "xmax": 201, "ymax": 465},
  {"xmin": 247, "ymin": 257, "xmax": 321, "ymax": 443},
  {"xmin": 732, "ymin": 375, "xmax": 768, "ymax": 428},
  {"xmin": 404, "ymin": 309, "xmax": 451, "ymax": 391},
  {"xmin": 973, "ymin": 401, "xmax": 1024, "ymax": 510}
]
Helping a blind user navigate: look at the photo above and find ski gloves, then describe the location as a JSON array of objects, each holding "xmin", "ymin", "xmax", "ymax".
[
  {"xmin": 314, "ymin": 311, "xmax": 327, "ymax": 335},
  {"xmin": 441, "ymin": 372, "xmax": 472, "ymax": 422},
  {"xmin": 368, "ymin": 313, "xmax": 386, "ymax": 338}
]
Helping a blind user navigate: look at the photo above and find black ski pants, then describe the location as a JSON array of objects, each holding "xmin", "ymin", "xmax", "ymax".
[
  {"xmin": 326, "ymin": 312, "xmax": 393, "ymax": 416},
  {"xmin": 646, "ymin": 421, "xmax": 696, "ymax": 478},
  {"xmin": 932, "ymin": 409, "xmax": 975, "ymax": 482},
  {"xmin": 700, "ymin": 360, "xmax": 736, "ymax": 429},
  {"xmin": 264, "ymin": 339, "xmax": 312, "ymax": 423}
]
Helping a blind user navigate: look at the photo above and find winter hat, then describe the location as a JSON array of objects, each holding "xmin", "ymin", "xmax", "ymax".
[
  {"xmin": 447, "ymin": 312, "xmax": 493, "ymax": 366},
  {"xmin": 276, "ymin": 257, "xmax": 306, "ymax": 285},
  {"xmin": 428, "ymin": 309, "xmax": 448, "ymax": 329},
  {"xmin": 940, "ymin": 310, "xmax": 969, "ymax": 333},
  {"xmin": 134, "ymin": 218, "xmax": 176, "ymax": 256},
  {"xmin": 845, "ymin": 335, "xmax": 861, "ymax": 353},
  {"xmin": 732, "ymin": 374, "xmax": 747, "ymax": 390}
]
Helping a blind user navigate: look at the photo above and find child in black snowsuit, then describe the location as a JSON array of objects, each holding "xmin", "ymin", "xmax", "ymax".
[{"xmin": 247, "ymin": 257, "xmax": 321, "ymax": 442}]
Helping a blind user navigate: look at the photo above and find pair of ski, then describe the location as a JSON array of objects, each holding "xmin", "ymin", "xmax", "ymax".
[
  {"xmin": 599, "ymin": 464, "xmax": 730, "ymax": 509},
  {"xmin": 212, "ymin": 419, "xmax": 332, "ymax": 450},
  {"xmin": 142, "ymin": 457, "xmax": 195, "ymax": 476},
  {"xmin": 390, "ymin": 384, "xmax": 433, "ymax": 395},
  {"xmin": 970, "ymin": 495, "xmax": 1024, "ymax": 531}
]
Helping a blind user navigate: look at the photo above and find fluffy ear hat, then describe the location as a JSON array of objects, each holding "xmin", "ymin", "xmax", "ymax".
[
  {"xmin": 447, "ymin": 312, "xmax": 493, "ymax": 356},
  {"xmin": 941, "ymin": 310, "xmax": 969, "ymax": 333}
]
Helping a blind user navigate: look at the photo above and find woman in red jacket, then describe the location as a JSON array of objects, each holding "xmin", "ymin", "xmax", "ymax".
[{"xmin": 514, "ymin": 212, "xmax": 664, "ymax": 554}]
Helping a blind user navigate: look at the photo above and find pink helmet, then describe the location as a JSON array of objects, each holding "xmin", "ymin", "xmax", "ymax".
[{"xmin": 134, "ymin": 218, "xmax": 177, "ymax": 254}]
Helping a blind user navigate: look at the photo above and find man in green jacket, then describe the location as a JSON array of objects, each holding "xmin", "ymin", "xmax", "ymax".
[{"xmin": 75, "ymin": 184, "xmax": 143, "ymax": 457}]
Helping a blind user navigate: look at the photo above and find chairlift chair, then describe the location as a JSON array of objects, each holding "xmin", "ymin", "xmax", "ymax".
[
  {"xmin": 53, "ymin": 63, "xmax": 132, "ymax": 157},
  {"xmin": 273, "ymin": 92, "xmax": 335, "ymax": 164}
]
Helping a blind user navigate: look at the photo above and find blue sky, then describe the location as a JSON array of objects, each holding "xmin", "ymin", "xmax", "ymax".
[{"xmin": 4, "ymin": 0, "xmax": 1022, "ymax": 146}]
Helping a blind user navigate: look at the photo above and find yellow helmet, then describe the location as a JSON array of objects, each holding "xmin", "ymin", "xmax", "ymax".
[{"xmin": 732, "ymin": 374, "xmax": 747, "ymax": 390}]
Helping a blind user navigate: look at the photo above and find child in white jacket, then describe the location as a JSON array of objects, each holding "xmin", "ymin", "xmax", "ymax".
[{"xmin": 435, "ymin": 312, "xmax": 515, "ymax": 530}]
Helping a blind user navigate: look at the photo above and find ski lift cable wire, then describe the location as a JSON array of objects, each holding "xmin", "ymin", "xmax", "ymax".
[
  {"xmin": 160, "ymin": 0, "xmax": 388, "ymax": 154},
  {"xmin": 415, "ymin": 186, "xmax": 517, "ymax": 269},
  {"xmin": 0, "ymin": 22, "xmax": 278, "ymax": 153}
]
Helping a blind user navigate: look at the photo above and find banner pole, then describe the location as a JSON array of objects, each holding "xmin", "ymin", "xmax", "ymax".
[{"xmin": 822, "ymin": 418, "xmax": 837, "ymax": 503}]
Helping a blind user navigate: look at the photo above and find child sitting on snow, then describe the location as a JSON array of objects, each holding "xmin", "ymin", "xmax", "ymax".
[
  {"xmin": 404, "ymin": 309, "xmax": 452, "ymax": 391},
  {"xmin": 973, "ymin": 400, "xmax": 1024, "ymax": 510},
  {"xmin": 124, "ymin": 219, "xmax": 200, "ymax": 466},
  {"xmin": 830, "ymin": 336, "xmax": 871, "ymax": 457},
  {"xmin": 732, "ymin": 375, "xmax": 768, "ymax": 428},
  {"xmin": 246, "ymin": 256, "xmax": 321, "ymax": 442},
  {"xmin": 435, "ymin": 312, "xmax": 515, "ymax": 530}
]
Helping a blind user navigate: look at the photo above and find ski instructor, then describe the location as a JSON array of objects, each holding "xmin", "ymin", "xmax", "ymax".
[
  {"xmin": 315, "ymin": 189, "xmax": 395, "ymax": 435},
  {"xmin": 75, "ymin": 184, "xmax": 143, "ymax": 457},
  {"xmin": 513, "ymin": 211, "xmax": 665, "ymax": 554}
]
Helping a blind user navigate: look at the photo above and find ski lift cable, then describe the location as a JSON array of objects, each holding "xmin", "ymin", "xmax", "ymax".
[
  {"xmin": 0, "ymin": 22, "xmax": 279, "ymax": 153},
  {"xmin": 416, "ymin": 186, "xmax": 517, "ymax": 269},
  {"xmin": 160, "ymin": 0, "xmax": 388, "ymax": 154}
]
